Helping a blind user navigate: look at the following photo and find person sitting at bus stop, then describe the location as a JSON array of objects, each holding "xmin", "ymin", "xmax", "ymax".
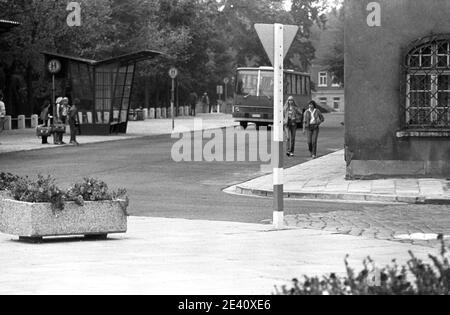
[
  {"xmin": 303, "ymin": 100, "xmax": 325, "ymax": 159},
  {"xmin": 283, "ymin": 96, "xmax": 302, "ymax": 157}
]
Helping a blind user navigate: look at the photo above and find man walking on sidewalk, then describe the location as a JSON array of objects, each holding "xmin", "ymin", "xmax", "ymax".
[{"xmin": 303, "ymin": 101, "xmax": 324, "ymax": 159}]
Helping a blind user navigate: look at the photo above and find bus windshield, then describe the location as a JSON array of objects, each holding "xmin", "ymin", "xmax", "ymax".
[
  {"xmin": 259, "ymin": 70, "xmax": 274, "ymax": 97},
  {"xmin": 236, "ymin": 69, "xmax": 274, "ymax": 97},
  {"xmin": 236, "ymin": 70, "xmax": 258, "ymax": 96}
]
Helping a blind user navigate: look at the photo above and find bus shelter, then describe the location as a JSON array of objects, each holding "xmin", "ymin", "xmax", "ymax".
[{"xmin": 42, "ymin": 50, "xmax": 162, "ymax": 135}]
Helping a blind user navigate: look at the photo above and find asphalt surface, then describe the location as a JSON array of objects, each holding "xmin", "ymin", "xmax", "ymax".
[{"xmin": 0, "ymin": 124, "xmax": 386, "ymax": 223}]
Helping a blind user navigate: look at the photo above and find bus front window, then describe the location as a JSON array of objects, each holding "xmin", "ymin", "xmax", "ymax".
[
  {"xmin": 259, "ymin": 71, "xmax": 274, "ymax": 97},
  {"xmin": 236, "ymin": 70, "xmax": 258, "ymax": 96}
]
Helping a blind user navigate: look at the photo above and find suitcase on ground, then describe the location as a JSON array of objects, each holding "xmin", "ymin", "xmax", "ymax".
[{"xmin": 36, "ymin": 125, "xmax": 52, "ymax": 137}]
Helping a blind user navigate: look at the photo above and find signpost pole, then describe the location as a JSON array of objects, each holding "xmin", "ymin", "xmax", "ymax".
[
  {"xmin": 171, "ymin": 78, "xmax": 175, "ymax": 130},
  {"xmin": 52, "ymin": 74, "xmax": 56, "ymax": 118},
  {"xmin": 273, "ymin": 24, "xmax": 284, "ymax": 229},
  {"xmin": 169, "ymin": 67, "xmax": 178, "ymax": 131}
]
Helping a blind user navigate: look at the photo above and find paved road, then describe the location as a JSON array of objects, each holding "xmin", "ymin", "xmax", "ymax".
[
  {"xmin": 0, "ymin": 123, "xmax": 372, "ymax": 223},
  {"xmin": 1, "ymin": 122, "xmax": 449, "ymax": 245}
]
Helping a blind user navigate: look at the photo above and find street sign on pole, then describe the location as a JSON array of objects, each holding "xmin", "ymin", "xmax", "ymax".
[
  {"xmin": 254, "ymin": 24, "xmax": 299, "ymax": 66},
  {"xmin": 255, "ymin": 23, "xmax": 299, "ymax": 229},
  {"xmin": 169, "ymin": 67, "xmax": 178, "ymax": 130},
  {"xmin": 48, "ymin": 59, "xmax": 62, "ymax": 119},
  {"xmin": 48, "ymin": 59, "xmax": 62, "ymax": 74}
]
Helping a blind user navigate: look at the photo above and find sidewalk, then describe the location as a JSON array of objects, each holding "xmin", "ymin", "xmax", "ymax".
[
  {"xmin": 228, "ymin": 150, "xmax": 450, "ymax": 204},
  {"xmin": 0, "ymin": 114, "xmax": 238, "ymax": 154},
  {"xmin": 0, "ymin": 216, "xmax": 436, "ymax": 295}
]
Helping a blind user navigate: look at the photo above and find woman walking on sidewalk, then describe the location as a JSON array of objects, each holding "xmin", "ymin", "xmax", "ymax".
[
  {"xmin": 68, "ymin": 98, "xmax": 80, "ymax": 145},
  {"xmin": 303, "ymin": 100, "xmax": 324, "ymax": 159},
  {"xmin": 283, "ymin": 96, "xmax": 303, "ymax": 157}
]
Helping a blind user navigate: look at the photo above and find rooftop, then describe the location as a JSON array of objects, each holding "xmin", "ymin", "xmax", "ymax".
[
  {"xmin": 0, "ymin": 19, "xmax": 20, "ymax": 33},
  {"xmin": 42, "ymin": 50, "xmax": 164, "ymax": 67}
]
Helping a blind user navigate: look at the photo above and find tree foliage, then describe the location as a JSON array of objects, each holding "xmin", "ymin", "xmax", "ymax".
[
  {"xmin": 0, "ymin": 0, "xmax": 329, "ymax": 112},
  {"xmin": 315, "ymin": 5, "xmax": 344, "ymax": 84}
]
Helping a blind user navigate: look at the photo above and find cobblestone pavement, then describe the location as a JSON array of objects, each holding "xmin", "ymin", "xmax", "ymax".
[{"xmin": 285, "ymin": 204, "xmax": 450, "ymax": 247}]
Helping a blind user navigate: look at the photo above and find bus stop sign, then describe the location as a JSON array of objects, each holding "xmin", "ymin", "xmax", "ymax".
[{"xmin": 254, "ymin": 24, "xmax": 299, "ymax": 66}]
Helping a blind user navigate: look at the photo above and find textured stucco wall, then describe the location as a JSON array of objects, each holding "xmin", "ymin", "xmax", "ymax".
[{"xmin": 345, "ymin": 0, "xmax": 450, "ymax": 178}]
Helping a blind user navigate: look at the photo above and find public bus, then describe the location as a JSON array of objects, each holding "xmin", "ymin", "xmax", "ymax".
[{"xmin": 232, "ymin": 67, "xmax": 312, "ymax": 129}]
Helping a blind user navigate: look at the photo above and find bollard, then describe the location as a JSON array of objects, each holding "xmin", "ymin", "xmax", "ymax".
[
  {"xmin": 156, "ymin": 108, "xmax": 161, "ymax": 119},
  {"xmin": 149, "ymin": 108, "xmax": 155, "ymax": 119},
  {"xmin": 18, "ymin": 115, "xmax": 26, "ymax": 129},
  {"xmin": 31, "ymin": 114, "xmax": 39, "ymax": 128},
  {"xmin": 3, "ymin": 116, "xmax": 12, "ymax": 130},
  {"xmin": 143, "ymin": 108, "xmax": 148, "ymax": 119},
  {"xmin": 162, "ymin": 107, "xmax": 167, "ymax": 119}
]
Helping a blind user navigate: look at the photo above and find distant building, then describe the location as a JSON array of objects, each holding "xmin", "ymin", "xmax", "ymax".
[
  {"xmin": 345, "ymin": 0, "xmax": 450, "ymax": 179},
  {"xmin": 310, "ymin": 64, "xmax": 345, "ymax": 112}
]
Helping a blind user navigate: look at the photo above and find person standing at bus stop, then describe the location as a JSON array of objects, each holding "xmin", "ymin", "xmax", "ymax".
[
  {"xmin": 284, "ymin": 96, "xmax": 302, "ymax": 157},
  {"xmin": 303, "ymin": 100, "xmax": 324, "ymax": 159},
  {"xmin": 189, "ymin": 91, "xmax": 198, "ymax": 116},
  {"xmin": 202, "ymin": 92, "xmax": 210, "ymax": 113}
]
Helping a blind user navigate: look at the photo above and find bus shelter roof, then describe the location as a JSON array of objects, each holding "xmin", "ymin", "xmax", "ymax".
[
  {"xmin": 0, "ymin": 19, "xmax": 20, "ymax": 33},
  {"xmin": 41, "ymin": 50, "xmax": 164, "ymax": 67}
]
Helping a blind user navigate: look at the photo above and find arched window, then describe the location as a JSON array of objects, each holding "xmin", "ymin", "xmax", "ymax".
[{"xmin": 405, "ymin": 35, "xmax": 450, "ymax": 128}]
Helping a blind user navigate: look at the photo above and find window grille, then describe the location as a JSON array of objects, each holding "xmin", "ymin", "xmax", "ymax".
[{"xmin": 404, "ymin": 35, "xmax": 450, "ymax": 129}]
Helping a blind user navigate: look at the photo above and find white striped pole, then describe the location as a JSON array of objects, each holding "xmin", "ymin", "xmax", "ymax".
[{"xmin": 273, "ymin": 24, "xmax": 284, "ymax": 229}]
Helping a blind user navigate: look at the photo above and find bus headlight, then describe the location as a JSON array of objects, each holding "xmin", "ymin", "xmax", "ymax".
[{"xmin": 234, "ymin": 106, "xmax": 240, "ymax": 113}]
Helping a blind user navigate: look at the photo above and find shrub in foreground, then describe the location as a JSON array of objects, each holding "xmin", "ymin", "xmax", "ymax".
[{"xmin": 275, "ymin": 236, "xmax": 450, "ymax": 295}]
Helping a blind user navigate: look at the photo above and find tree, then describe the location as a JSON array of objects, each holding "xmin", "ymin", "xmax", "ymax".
[{"xmin": 315, "ymin": 6, "xmax": 344, "ymax": 84}]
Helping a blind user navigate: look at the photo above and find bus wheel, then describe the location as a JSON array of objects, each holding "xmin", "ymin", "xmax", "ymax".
[{"xmin": 240, "ymin": 122, "xmax": 248, "ymax": 129}]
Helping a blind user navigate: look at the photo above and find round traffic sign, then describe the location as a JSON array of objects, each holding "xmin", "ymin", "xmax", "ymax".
[
  {"xmin": 223, "ymin": 77, "xmax": 230, "ymax": 84},
  {"xmin": 48, "ymin": 59, "xmax": 62, "ymax": 74},
  {"xmin": 169, "ymin": 67, "xmax": 178, "ymax": 79}
]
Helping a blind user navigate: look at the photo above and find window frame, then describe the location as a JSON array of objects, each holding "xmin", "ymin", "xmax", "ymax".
[
  {"xmin": 404, "ymin": 36, "xmax": 450, "ymax": 130},
  {"xmin": 318, "ymin": 72, "xmax": 328, "ymax": 87}
]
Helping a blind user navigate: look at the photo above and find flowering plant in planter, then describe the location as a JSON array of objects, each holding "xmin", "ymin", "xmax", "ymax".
[
  {"xmin": 0, "ymin": 173, "xmax": 129, "ymax": 242},
  {"xmin": 1, "ymin": 173, "xmax": 128, "ymax": 214},
  {"xmin": 0, "ymin": 172, "xmax": 20, "ymax": 191},
  {"xmin": 9, "ymin": 175, "xmax": 66, "ymax": 212},
  {"xmin": 66, "ymin": 178, "xmax": 129, "ymax": 215}
]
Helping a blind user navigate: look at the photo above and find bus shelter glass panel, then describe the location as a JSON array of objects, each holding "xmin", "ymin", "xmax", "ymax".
[
  {"xmin": 112, "ymin": 66, "xmax": 127, "ymax": 123},
  {"xmin": 69, "ymin": 62, "xmax": 94, "ymax": 113},
  {"xmin": 95, "ymin": 65, "xmax": 116, "ymax": 124}
]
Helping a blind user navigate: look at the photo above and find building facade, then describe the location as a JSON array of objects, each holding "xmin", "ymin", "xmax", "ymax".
[
  {"xmin": 310, "ymin": 64, "xmax": 345, "ymax": 112},
  {"xmin": 345, "ymin": 0, "xmax": 450, "ymax": 178}
]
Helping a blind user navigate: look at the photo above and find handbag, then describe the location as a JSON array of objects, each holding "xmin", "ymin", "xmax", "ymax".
[
  {"xmin": 51, "ymin": 123, "xmax": 66, "ymax": 134},
  {"xmin": 36, "ymin": 125, "xmax": 52, "ymax": 137}
]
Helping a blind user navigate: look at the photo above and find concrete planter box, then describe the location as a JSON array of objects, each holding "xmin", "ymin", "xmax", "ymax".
[{"xmin": 0, "ymin": 198, "xmax": 127, "ymax": 242}]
